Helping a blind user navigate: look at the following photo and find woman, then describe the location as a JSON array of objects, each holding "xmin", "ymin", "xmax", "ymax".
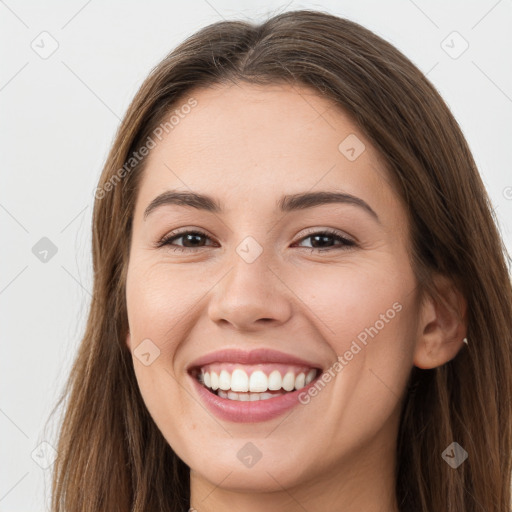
[{"xmin": 49, "ymin": 9, "xmax": 512, "ymax": 511}]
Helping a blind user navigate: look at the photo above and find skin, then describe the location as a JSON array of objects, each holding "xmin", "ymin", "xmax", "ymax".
[{"xmin": 125, "ymin": 81, "xmax": 466, "ymax": 511}]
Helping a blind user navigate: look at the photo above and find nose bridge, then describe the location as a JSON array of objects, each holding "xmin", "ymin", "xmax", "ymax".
[{"xmin": 207, "ymin": 233, "xmax": 293, "ymax": 328}]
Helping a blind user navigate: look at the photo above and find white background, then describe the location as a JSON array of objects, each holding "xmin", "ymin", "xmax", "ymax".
[{"xmin": 1, "ymin": 0, "xmax": 511, "ymax": 510}]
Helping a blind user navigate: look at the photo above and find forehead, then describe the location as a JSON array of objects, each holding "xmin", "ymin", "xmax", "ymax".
[{"xmin": 133, "ymin": 81, "xmax": 400, "ymax": 224}]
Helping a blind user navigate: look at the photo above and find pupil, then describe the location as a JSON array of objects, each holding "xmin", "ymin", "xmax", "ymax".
[
  {"xmin": 312, "ymin": 234, "xmax": 332, "ymax": 248},
  {"xmin": 185, "ymin": 234, "xmax": 204, "ymax": 247}
]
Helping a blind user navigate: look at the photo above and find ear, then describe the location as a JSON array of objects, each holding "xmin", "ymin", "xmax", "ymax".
[
  {"xmin": 125, "ymin": 330, "xmax": 131, "ymax": 350},
  {"xmin": 413, "ymin": 273, "xmax": 467, "ymax": 369}
]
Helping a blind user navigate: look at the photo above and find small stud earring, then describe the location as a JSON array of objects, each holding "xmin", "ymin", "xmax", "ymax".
[{"xmin": 462, "ymin": 337, "xmax": 468, "ymax": 345}]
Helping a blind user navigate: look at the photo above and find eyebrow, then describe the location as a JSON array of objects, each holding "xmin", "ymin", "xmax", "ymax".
[{"xmin": 143, "ymin": 189, "xmax": 380, "ymax": 224}]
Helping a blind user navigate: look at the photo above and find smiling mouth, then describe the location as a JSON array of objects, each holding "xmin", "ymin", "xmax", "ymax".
[{"xmin": 189, "ymin": 364, "xmax": 321, "ymax": 402}]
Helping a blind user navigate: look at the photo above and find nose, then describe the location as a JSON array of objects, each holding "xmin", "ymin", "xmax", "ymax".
[{"xmin": 207, "ymin": 249, "xmax": 293, "ymax": 332}]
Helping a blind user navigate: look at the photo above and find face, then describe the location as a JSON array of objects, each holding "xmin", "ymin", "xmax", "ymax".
[{"xmin": 125, "ymin": 82, "xmax": 423, "ymax": 502}]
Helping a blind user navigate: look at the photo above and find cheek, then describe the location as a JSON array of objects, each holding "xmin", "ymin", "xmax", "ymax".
[
  {"xmin": 286, "ymin": 259, "xmax": 417, "ymax": 413},
  {"xmin": 125, "ymin": 259, "xmax": 224, "ymax": 430},
  {"xmin": 286, "ymin": 259, "xmax": 413, "ymax": 349},
  {"xmin": 125, "ymin": 261, "xmax": 193, "ymax": 414},
  {"xmin": 126, "ymin": 260, "xmax": 205, "ymax": 349}
]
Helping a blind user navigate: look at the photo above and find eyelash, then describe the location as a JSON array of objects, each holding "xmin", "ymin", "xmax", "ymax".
[{"xmin": 155, "ymin": 228, "xmax": 357, "ymax": 253}]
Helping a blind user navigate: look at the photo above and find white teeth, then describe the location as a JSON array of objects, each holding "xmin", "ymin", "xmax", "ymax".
[
  {"xmin": 231, "ymin": 368, "xmax": 249, "ymax": 392},
  {"xmin": 199, "ymin": 367, "xmax": 318, "ymax": 395},
  {"xmin": 294, "ymin": 373, "xmax": 305, "ymax": 390},
  {"xmin": 305, "ymin": 368, "xmax": 316, "ymax": 385},
  {"xmin": 282, "ymin": 371, "xmax": 295, "ymax": 391},
  {"xmin": 249, "ymin": 370, "xmax": 268, "ymax": 392},
  {"xmin": 218, "ymin": 369, "xmax": 231, "ymax": 390},
  {"xmin": 210, "ymin": 371, "xmax": 219, "ymax": 390},
  {"xmin": 268, "ymin": 370, "xmax": 282, "ymax": 390},
  {"xmin": 218, "ymin": 389, "xmax": 277, "ymax": 401}
]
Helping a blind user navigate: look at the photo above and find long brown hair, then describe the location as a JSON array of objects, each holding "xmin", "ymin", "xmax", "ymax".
[{"xmin": 49, "ymin": 9, "xmax": 512, "ymax": 511}]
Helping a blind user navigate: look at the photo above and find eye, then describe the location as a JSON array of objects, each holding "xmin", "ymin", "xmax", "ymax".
[
  {"xmin": 155, "ymin": 227, "xmax": 357, "ymax": 253},
  {"xmin": 293, "ymin": 228, "xmax": 356, "ymax": 252},
  {"xmin": 156, "ymin": 229, "xmax": 215, "ymax": 252}
]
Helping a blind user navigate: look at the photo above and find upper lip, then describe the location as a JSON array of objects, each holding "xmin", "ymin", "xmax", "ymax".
[{"xmin": 187, "ymin": 348, "xmax": 323, "ymax": 372}]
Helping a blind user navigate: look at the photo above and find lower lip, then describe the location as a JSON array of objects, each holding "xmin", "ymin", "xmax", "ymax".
[{"xmin": 189, "ymin": 371, "xmax": 321, "ymax": 423}]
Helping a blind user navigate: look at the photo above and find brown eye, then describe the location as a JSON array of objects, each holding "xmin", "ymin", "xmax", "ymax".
[
  {"xmin": 294, "ymin": 229, "xmax": 356, "ymax": 252},
  {"xmin": 157, "ymin": 230, "xmax": 215, "ymax": 252}
]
